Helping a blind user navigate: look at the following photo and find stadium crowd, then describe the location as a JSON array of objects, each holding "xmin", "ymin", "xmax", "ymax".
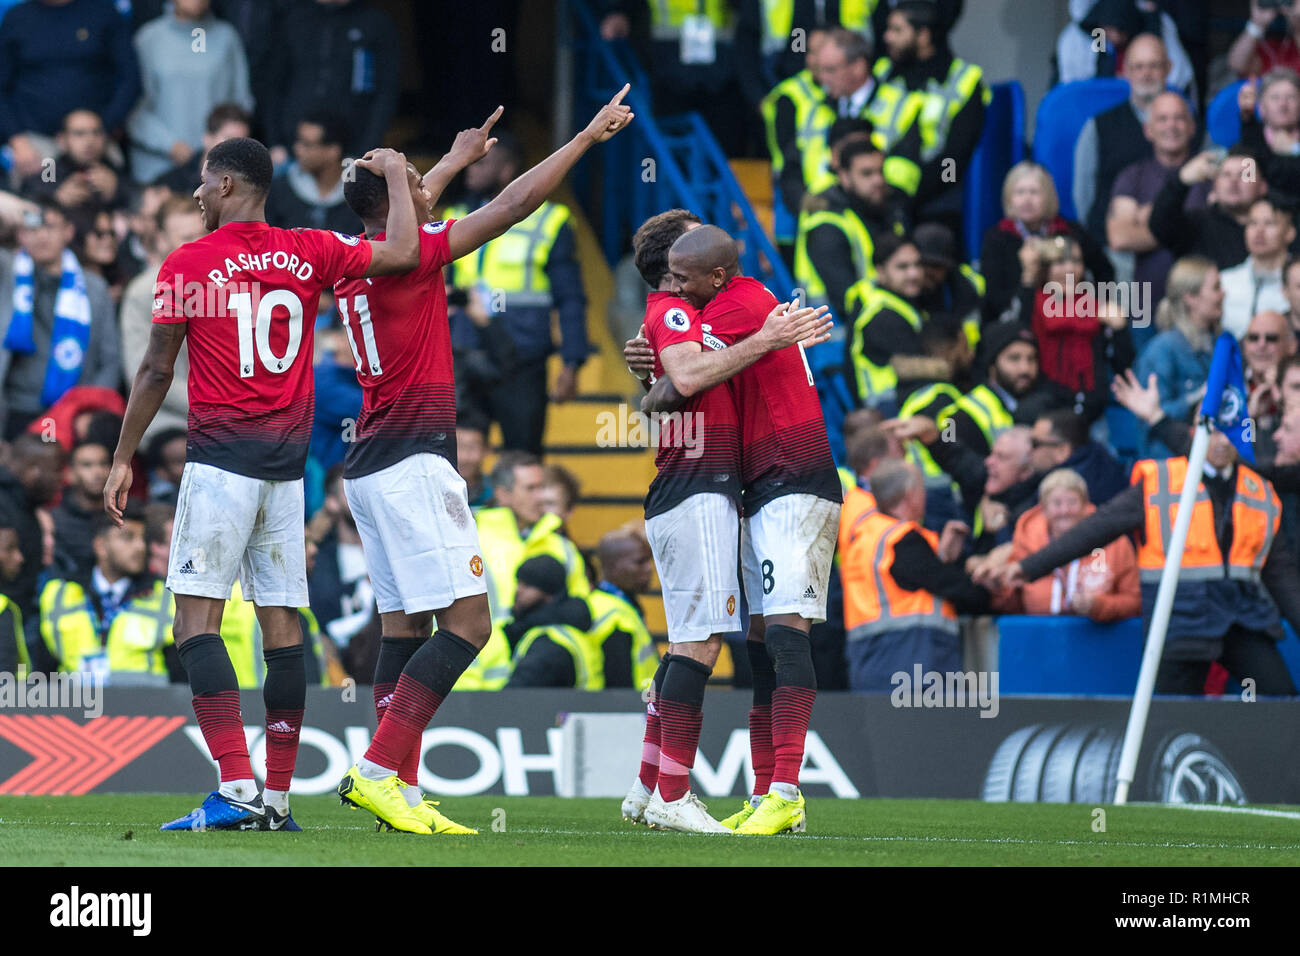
[{"xmin": 2, "ymin": 0, "xmax": 1300, "ymax": 703}]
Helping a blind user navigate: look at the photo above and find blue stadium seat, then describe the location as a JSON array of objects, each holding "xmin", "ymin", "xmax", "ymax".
[
  {"xmin": 997, "ymin": 615, "xmax": 1144, "ymax": 694},
  {"xmin": 1207, "ymin": 79, "xmax": 1247, "ymax": 148},
  {"xmin": 1031, "ymin": 78, "xmax": 1132, "ymax": 221},
  {"xmin": 963, "ymin": 81, "xmax": 1025, "ymax": 262},
  {"xmin": 1104, "ymin": 402, "xmax": 1140, "ymax": 465}
]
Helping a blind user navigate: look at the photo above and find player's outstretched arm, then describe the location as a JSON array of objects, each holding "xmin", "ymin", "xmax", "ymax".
[
  {"xmin": 447, "ymin": 84, "xmax": 634, "ymax": 260},
  {"xmin": 422, "ymin": 107, "xmax": 503, "ymax": 209},
  {"xmin": 357, "ymin": 148, "xmax": 420, "ymax": 277},
  {"xmin": 105, "ymin": 322, "xmax": 187, "ymax": 525},
  {"xmin": 658, "ymin": 303, "xmax": 830, "ymax": 398}
]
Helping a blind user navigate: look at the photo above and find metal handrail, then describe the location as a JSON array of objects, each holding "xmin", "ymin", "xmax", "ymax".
[{"xmin": 568, "ymin": 0, "xmax": 795, "ymax": 297}]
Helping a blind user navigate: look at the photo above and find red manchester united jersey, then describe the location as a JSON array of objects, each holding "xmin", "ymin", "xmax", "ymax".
[
  {"xmin": 334, "ymin": 219, "xmax": 458, "ymax": 478},
  {"xmin": 641, "ymin": 291, "xmax": 742, "ymax": 519},
  {"xmin": 153, "ymin": 221, "xmax": 373, "ymax": 480},
  {"xmin": 700, "ymin": 276, "xmax": 840, "ymax": 514}
]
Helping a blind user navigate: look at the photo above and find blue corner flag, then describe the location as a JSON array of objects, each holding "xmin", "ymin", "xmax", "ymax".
[{"xmin": 1199, "ymin": 332, "xmax": 1255, "ymax": 464}]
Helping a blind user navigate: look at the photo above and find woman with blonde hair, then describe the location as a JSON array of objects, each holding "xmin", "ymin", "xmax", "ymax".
[
  {"xmin": 993, "ymin": 468, "xmax": 1140, "ymax": 622},
  {"xmin": 981, "ymin": 160, "xmax": 1114, "ymax": 323},
  {"xmin": 1132, "ymin": 255, "xmax": 1224, "ymax": 456}
]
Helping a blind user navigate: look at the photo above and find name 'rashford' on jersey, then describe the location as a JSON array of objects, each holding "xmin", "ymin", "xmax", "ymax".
[
  {"xmin": 334, "ymin": 220, "xmax": 458, "ymax": 479},
  {"xmin": 701, "ymin": 276, "xmax": 841, "ymax": 514},
  {"xmin": 152, "ymin": 221, "xmax": 373, "ymax": 480},
  {"xmin": 641, "ymin": 291, "xmax": 742, "ymax": 520}
]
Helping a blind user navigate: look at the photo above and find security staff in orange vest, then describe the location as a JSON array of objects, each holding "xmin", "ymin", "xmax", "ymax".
[
  {"xmin": 842, "ymin": 460, "xmax": 990, "ymax": 691},
  {"xmin": 1005, "ymin": 430, "xmax": 1300, "ymax": 695},
  {"xmin": 838, "ymin": 423, "xmax": 900, "ymax": 549}
]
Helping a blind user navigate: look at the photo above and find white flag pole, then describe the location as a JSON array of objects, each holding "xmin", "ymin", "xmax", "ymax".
[{"xmin": 1113, "ymin": 419, "xmax": 1212, "ymax": 805}]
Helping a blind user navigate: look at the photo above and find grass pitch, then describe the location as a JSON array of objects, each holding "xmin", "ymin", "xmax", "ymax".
[{"xmin": 2, "ymin": 795, "xmax": 1298, "ymax": 866}]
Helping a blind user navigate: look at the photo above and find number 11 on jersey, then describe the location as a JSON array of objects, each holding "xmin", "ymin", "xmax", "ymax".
[{"xmin": 338, "ymin": 293, "xmax": 383, "ymax": 377}]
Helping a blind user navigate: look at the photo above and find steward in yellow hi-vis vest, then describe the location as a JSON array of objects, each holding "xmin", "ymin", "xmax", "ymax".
[
  {"xmin": 844, "ymin": 273, "xmax": 926, "ymax": 413},
  {"xmin": 39, "ymin": 507, "xmax": 181, "ymax": 685},
  {"xmin": 868, "ymin": 3, "xmax": 989, "ymax": 209},
  {"xmin": 444, "ymin": 181, "xmax": 588, "ymax": 454},
  {"xmin": 794, "ymin": 138, "xmax": 908, "ymax": 325},
  {"xmin": 501, "ymin": 556, "xmax": 602, "ymax": 689},
  {"xmin": 937, "ymin": 321, "xmax": 1038, "ymax": 458},
  {"xmin": 221, "ymin": 581, "xmax": 327, "ymax": 689},
  {"xmin": 588, "ymin": 584, "xmax": 658, "ymax": 691},
  {"xmin": 40, "ymin": 575, "xmax": 178, "ymax": 684},
  {"xmin": 0, "ymin": 595, "xmax": 25, "ymax": 678},
  {"xmin": 475, "ymin": 505, "xmax": 589, "ymax": 625},
  {"xmin": 1013, "ymin": 433, "xmax": 1300, "ymax": 695}
]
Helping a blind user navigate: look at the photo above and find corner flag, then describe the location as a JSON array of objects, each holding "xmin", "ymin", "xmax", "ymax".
[{"xmin": 1199, "ymin": 332, "xmax": 1255, "ymax": 463}]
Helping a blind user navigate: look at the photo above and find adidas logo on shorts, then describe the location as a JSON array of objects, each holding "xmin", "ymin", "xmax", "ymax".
[
  {"xmin": 178, "ymin": 560, "xmax": 197, "ymax": 575},
  {"xmin": 803, "ymin": 585, "xmax": 817, "ymax": 599},
  {"xmin": 267, "ymin": 720, "xmax": 295, "ymax": 734}
]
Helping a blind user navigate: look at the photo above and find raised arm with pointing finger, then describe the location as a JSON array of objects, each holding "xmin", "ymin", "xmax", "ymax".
[{"xmin": 446, "ymin": 85, "xmax": 634, "ymax": 260}]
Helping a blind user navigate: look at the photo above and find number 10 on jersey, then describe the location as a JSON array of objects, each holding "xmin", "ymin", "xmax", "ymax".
[{"xmin": 228, "ymin": 290, "xmax": 306, "ymax": 377}]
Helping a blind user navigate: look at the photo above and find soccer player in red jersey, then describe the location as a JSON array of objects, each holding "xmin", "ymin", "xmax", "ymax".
[
  {"xmin": 333, "ymin": 90, "xmax": 635, "ymax": 834},
  {"xmin": 646, "ymin": 224, "xmax": 842, "ymax": 834},
  {"xmin": 104, "ymin": 138, "xmax": 422, "ymax": 831},
  {"xmin": 618, "ymin": 212, "xmax": 830, "ymax": 833}
]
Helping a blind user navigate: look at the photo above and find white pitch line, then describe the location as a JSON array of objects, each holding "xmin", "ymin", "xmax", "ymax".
[
  {"xmin": 508, "ymin": 827, "xmax": 1300, "ymax": 851},
  {"xmin": 1162, "ymin": 803, "xmax": 1300, "ymax": 821}
]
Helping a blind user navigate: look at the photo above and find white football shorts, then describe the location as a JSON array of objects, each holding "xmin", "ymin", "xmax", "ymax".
[
  {"xmin": 741, "ymin": 493, "xmax": 839, "ymax": 622},
  {"xmin": 344, "ymin": 452, "xmax": 488, "ymax": 615},
  {"xmin": 167, "ymin": 462, "xmax": 308, "ymax": 607},
  {"xmin": 645, "ymin": 492, "xmax": 742, "ymax": 643}
]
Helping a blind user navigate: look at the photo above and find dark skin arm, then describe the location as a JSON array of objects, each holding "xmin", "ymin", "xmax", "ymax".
[
  {"xmin": 354, "ymin": 148, "xmax": 421, "ymax": 277},
  {"xmin": 421, "ymin": 107, "xmax": 503, "ymax": 209},
  {"xmin": 104, "ymin": 322, "xmax": 188, "ymax": 523},
  {"xmin": 447, "ymin": 85, "xmax": 634, "ymax": 260},
  {"xmin": 642, "ymin": 374, "xmax": 688, "ymax": 414}
]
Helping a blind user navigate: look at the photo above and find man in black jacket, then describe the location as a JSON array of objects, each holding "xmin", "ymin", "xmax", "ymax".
[
  {"xmin": 1149, "ymin": 146, "xmax": 1268, "ymax": 270},
  {"xmin": 1029, "ymin": 408, "xmax": 1128, "ymax": 505},
  {"xmin": 262, "ymin": 0, "xmax": 399, "ymax": 161},
  {"xmin": 264, "ymin": 112, "xmax": 362, "ymax": 235}
]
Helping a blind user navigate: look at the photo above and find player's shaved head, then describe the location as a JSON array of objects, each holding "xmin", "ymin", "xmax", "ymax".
[
  {"xmin": 667, "ymin": 225, "xmax": 740, "ymax": 309},
  {"xmin": 670, "ymin": 225, "xmax": 738, "ymax": 273}
]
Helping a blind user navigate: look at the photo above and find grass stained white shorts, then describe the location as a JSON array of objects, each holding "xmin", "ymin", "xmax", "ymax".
[
  {"xmin": 645, "ymin": 492, "xmax": 742, "ymax": 643},
  {"xmin": 168, "ymin": 461, "xmax": 308, "ymax": 607},
  {"xmin": 741, "ymin": 493, "xmax": 839, "ymax": 622},
  {"xmin": 344, "ymin": 452, "xmax": 487, "ymax": 615}
]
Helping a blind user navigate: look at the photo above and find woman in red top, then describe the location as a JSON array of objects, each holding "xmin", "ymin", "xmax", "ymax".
[{"xmin": 1014, "ymin": 234, "xmax": 1135, "ymax": 422}]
